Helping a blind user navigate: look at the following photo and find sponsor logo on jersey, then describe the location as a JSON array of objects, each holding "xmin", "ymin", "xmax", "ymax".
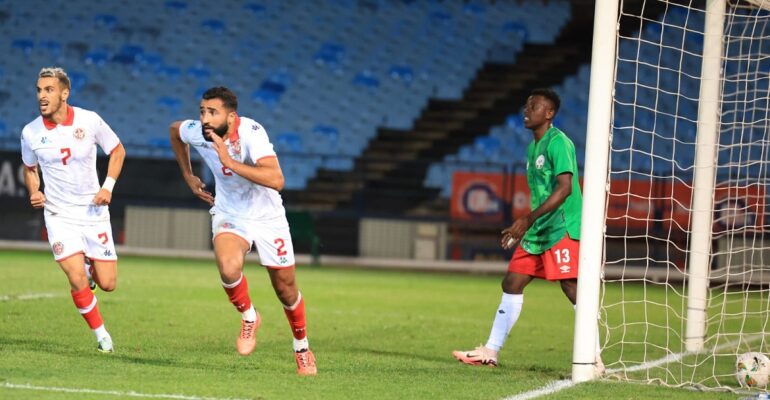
[
  {"xmin": 560, "ymin": 265, "xmax": 571, "ymax": 274},
  {"xmin": 73, "ymin": 128, "xmax": 85, "ymax": 140},
  {"xmin": 230, "ymin": 139, "xmax": 241, "ymax": 156},
  {"xmin": 52, "ymin": 241, "xmax": 64, "ymax": 256},
  {"xmin": 535, "ymin": 155, "xmax": 545, "ymax": 169}
]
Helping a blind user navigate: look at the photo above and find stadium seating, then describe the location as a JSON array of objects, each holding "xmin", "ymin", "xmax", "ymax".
[
  {"xmin": 424, "ymin": 4, "xmax": 733, "ymax": 198},
  {"xmin": 0, "ymin": 0, "xmax": 569, "ymax": 189}
]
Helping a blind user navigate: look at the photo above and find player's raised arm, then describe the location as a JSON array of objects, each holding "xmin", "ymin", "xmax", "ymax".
[
  {"xmin": 208, "ymin": 132, "xmax": 285, "ymax": 192},
  {"xmin": 170, "ymin": 120, "xmax": 214, "ymax": 205}
]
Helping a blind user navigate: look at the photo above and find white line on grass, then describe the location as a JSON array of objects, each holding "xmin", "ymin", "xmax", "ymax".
[
  {"xmin": 0, "ymin": 292, "xmax": 61, "ymax": 301},
  {"xmin": 501, "ymin": 334, "xmax": 763, "ymax": 400},
  {"xmin": 2, "ymin": 382, "xmax": 251, "ymax": 400}
]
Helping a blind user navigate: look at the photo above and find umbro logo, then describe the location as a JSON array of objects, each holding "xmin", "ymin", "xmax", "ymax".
[{"xmin": 560, "ymin": 265, "xmax": 571, "ymax": 273}]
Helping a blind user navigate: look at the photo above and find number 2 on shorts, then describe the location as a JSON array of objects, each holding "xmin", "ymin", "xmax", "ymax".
[{"xmin": 274, "ymin": 238, "xmax": 287, "ymax": 256}]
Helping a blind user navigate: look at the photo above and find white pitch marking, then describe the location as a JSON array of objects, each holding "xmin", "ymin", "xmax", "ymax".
[
  {"xmin": 502, "ymin": 334, "xmax": 763, "ymax": 400},
  {"xmin": 0, "ymin": 292, "xmax": 60, "ymax": 301},
  {"xmin": 2, "ymin": 382, "xmax": 251, "ymax": 400}
]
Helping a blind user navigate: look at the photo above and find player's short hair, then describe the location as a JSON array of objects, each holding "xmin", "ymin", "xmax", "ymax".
[
  {"xmin": 530, "ymin": 88, "xmax": 560, "ymax": 114},
  {"xmin": 202, "ymin": 86, "xmax": 238, "ymax": 111},
  {"xmin": 38, "ymin": 67, "xmax": 71, "ymax": 91}
]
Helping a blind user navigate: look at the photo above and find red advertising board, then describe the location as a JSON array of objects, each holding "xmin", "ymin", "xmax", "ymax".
[{"xmin": 452, "ymin": 171, "xmax": 766, "ymax": 232}]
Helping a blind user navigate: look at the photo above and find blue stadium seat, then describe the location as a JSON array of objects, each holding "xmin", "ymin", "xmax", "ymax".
[
  {"xmin": 94, "ymin": 13, "xmax": 118, "ymax": 29},
  {"xmin": 275, "ymin": 132, "xmax": 303, "ymax": 153},
  {"xmin": 201, "ymin": 19, "xmax": 225, "ymax": 34},
  {"xmin": 84, "ymin": 49, "xmax": 110, "ymax": 66},
  {"xmin": 388, "ymin": 65, "xmax": 414, "ymax": 83},
  {"xmin": 352, "ymin": 71, "xmax": 379, "ymax": 88},
  {"xmin": 164, "ymin": 0, "xmax": 187, "ymax": 10},
  {"xmin": 111, "ymin": 44, "xmax": 144, "ymax": 65},
  {"xmin": 314, "ymin": 42, "xmax": 345, "ymax": 68},
  {"xmin": 11, "ymin": 38, "xmax": 34, "ymax": 55}
]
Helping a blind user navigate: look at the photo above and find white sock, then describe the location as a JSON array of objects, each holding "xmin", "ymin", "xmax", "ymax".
[
  {"xmin": 242, "ymin": 305, "xmax": 257, "ymax": 322},
  {"xmin": 293, "ymin": 337, "xmax": 309, "ymax": 352},
  {"xmin": 93, "ymin": 324, "xmax": 109, "ymax": 341},
  {"xmin": 485, "ymin": 293, "xmax": 523, "ymax": 352},
  {"xmin": 572, "ymin": 304, "xmax": 602, "ymax": 357}
]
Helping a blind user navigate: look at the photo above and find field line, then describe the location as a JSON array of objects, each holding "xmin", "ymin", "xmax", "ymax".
[
  {"xmin": 502, "ymin": 333, "xmax": 762, "ymax": 400},
  {"xmin": 0, "ymin": 292, "xmax": 61, "ymax": 301},
  {"xmin": 1, "ymin": 382, "xmax": 250, "ymax": 400}
]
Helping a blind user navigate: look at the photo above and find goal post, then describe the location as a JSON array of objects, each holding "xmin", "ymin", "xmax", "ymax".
[
  {"xmin": 573, "ymin": 0, "xmax": 770, "ymax": 390},
  {"xmin": 685, "ymin": 0, "xmax": 725, "ymax": 354},
  {"xmin": 571, "ymin": 0, "xmax": 619, "ymax": 383}
]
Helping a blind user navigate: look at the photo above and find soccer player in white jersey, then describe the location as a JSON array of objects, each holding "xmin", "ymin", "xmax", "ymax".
[
  {"xmin": 169, "ymin": 86, "xmax": 316, "ymax": 376},
  {"xmin": 20, "ymin": 67, "xmax": 126, "ymax": 353}
]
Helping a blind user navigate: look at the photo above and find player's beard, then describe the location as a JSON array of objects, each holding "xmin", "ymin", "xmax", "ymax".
[
  {"xmin": 39, "ymin": 96, "xmax": 63, "ymax": 119},
  {"xmin": 202, "ymin": 121, "xmax": 229, "ymax": 141}
]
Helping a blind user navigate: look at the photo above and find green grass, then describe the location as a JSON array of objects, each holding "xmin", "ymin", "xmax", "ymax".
[{"xmin": 0, "ymin": 250, "xmax": 746, "ymax": 399}]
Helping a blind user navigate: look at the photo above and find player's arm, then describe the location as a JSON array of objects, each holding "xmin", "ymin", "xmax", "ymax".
[
  {"xmin": 23, "ymin": 165, "xmax": 45, "ymax": 209},
  {"xmin": 502, "ymin": 173, "xmax": 573, "ymax": 248},
  {"xmin": 93, "ymin": 143, "xmax": 126, "ymax": 206},
  {"xmin": 169, "ymin": 121, "xmax": 214, "ymax": 205},
  {"xmin": 208, "ymin": 133, "xmax": 285, "ymax": 191}
]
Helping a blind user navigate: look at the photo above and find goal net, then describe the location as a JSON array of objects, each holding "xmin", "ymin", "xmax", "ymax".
[{"xmin": 596, "ymin": 0, "xmax": 770, "ymax": 391}]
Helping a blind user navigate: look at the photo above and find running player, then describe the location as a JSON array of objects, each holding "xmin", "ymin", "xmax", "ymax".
[
  {"xmin": 169, "ymin": 86, "xmax": 316, "ymax": 375},
  {"xmin": 452, "ymin": 89, "xmax": 602, "ymax": 374},
  {"xmin": 21, "ymin": 67, "xmax": 126, "ymax": 352}
]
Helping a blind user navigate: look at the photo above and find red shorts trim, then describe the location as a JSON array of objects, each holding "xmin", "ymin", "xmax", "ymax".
[
  {"xmin": 264, "ymin": 264, "xmax": 295, "ymax": 270},
  {"xmin": 55, "ymin": 251, "xmax": 85, "ymax": 263},
  {"xmin": 90, "ymin": 258, "xmax": 118, "ymax": 263},
  {"xmin": 508, "ymin": 235, "xmax": 579, "ymax": 281},
  {"xmin": 213, "ymin": 231, "xmax": 251, "ymax": 249}
]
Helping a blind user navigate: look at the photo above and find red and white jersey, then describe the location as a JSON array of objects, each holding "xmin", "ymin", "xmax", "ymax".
[
  {"xmin": 20, "ymin": 105, "xmax": 121, "ymax": 222},
  {"xmin": 179, "ymin": 116, "xmax": 286, "ymax": 220}
]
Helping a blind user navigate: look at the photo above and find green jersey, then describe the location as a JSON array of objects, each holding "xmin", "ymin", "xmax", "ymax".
[{"xmin": 520, "ymin": 126, "xmax": 582, "ymax": 254}]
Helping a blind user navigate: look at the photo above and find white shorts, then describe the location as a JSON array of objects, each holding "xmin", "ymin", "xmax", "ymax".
[
  {"xmin": 45, "ymin": 215, "xmax": 118, "ymax": 262},
  {"xmin": 212, "ymin": 213, "xmax": 295, "ymax": 268}
]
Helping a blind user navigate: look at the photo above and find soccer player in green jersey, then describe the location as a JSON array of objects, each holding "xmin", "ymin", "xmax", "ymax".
[{"xmin": 453, "ymin": 89, "xmax": 602, "ymax": 373}]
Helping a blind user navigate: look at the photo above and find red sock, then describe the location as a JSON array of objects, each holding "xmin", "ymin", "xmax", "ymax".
[
  {"xmin": 222, "ymin": 275, "xmax": 252, "ymax": 313},
  {"xmin": 71, "ymin": 287, "xmax": 104, "ymax": 329},
  {"xmin": 284, "ymin": 294, "xmax": 307, "ymax": 340}
]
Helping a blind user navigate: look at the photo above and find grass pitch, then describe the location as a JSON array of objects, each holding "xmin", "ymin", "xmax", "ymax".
[{"xmin": 0, "ymin": 250, "xmax": 743, "ymax": 399}]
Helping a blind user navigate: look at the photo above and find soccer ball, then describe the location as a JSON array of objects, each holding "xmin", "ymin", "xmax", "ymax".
[{"xmin": 736, "ymin": 352, "xmax": 770, "ymax": 388}]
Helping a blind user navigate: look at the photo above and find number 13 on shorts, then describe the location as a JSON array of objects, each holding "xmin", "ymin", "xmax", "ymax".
[{"xmin": 554, "ymin": 248, "xmax": 570, "ymax": 264}]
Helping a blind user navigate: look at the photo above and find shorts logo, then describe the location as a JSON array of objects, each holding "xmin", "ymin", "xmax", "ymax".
[
  {"xmin": 560, "ymin": 265, "xmax": 571, "ymax": 274},
  {"xmin": 279, "ymin": 256, "xmax": 288, "ymax": 264},
  {"xmin": 52, "ymin": 241, "xmax": 64, "ymax": 256},
  {"xmin": 103, "ymin": 249, "xmax": 113, "ymax": 257},
  {"xmin": 73, "ymin": 128, "xmax": 86, "ymax": 140}
]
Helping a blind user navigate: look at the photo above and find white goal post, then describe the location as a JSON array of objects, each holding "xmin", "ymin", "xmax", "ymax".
[{"xmin": 573, "ymin": 0, "xmax": 770, "ymax": 390}]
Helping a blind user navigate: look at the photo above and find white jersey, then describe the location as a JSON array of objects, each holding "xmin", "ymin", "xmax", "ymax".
[
  {"xmin": 180, "ymin": 116, "xmax": 286, "ymax": 220},
  {"xmin": 20, "ymin": 105, "xmax": 121, "ymax": 223}
]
